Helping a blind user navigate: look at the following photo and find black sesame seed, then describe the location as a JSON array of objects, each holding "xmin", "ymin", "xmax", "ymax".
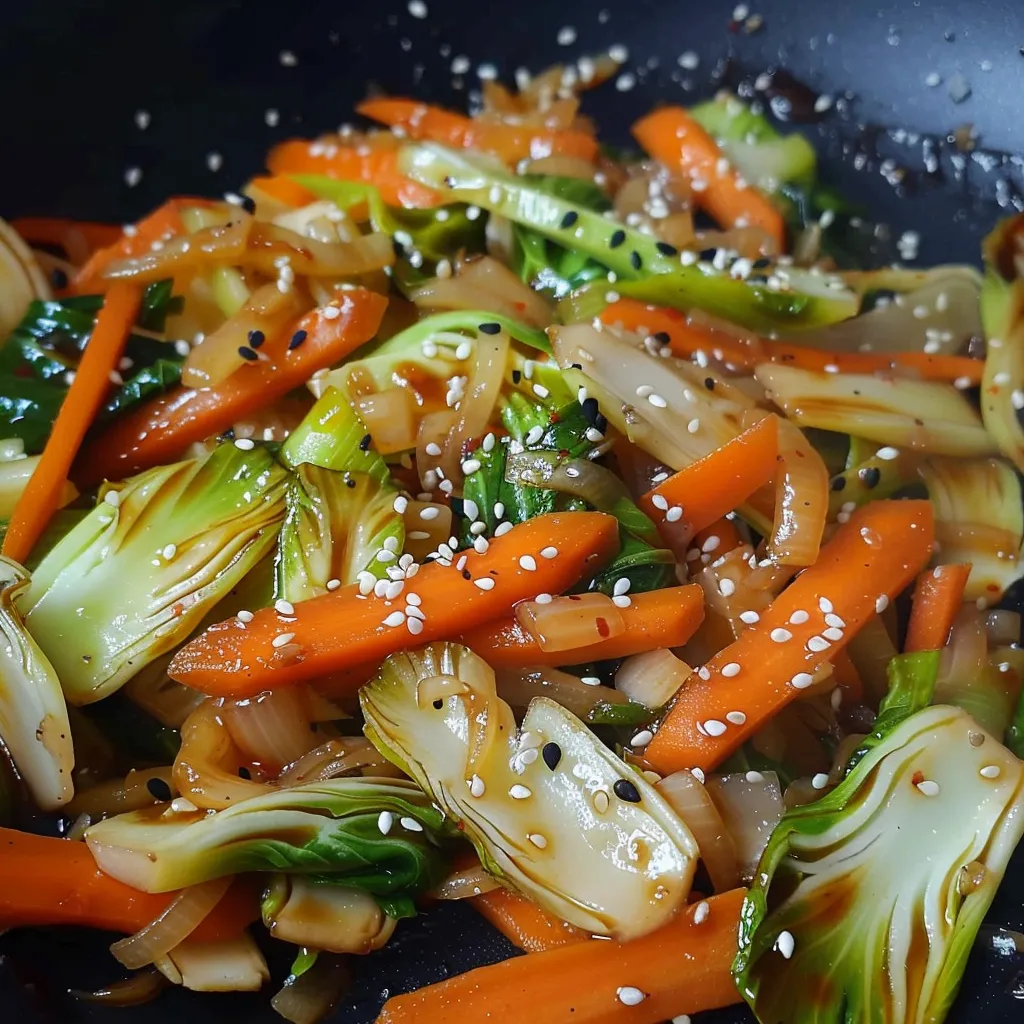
[
  {"xmin": 859, "ymin": 466, "xmax": 882, "ymax": 489},
  {"xmin": 830, "ymin": 476, "xmax": 846, "ymax": 492},
  {"xmin": 512, "ymin": 369, "xmax": 522, "ymax": 384},
  {"xmin": 655, "ymin": 241, "xmax": 678, "ymax": 256},
  {"xmin": 238, "ymin": 765, "xmax": 252, "ymax": 779},
  {"xmin": 237, "ymin": 346, "xmax": 258, "ymax": 361},
  {"xmin": 51, "ymin": 267, "xmax": 69, "ymax": 289},
  {"xmin": 462, "ymin": 569, "xmax": 472, "ymax": 580},
  {"xmin": 653, "ymin": 331, "xmax": 671, "ymax": 345},
  {"xmin": 288, "ymin": 329, "xmax": 308, "ymax": 350},
  {"xmin": 629, "ymin": 250, "xmax": 643, "ymax": 270},
  {"xmin": 609, "ymin": 229, "xmax": 626, "ymax": 249},
  {"xmin": 478, "ymin": 322, "xmax": 501, "ymax": 335},
  {"xmin": 560, "ymin": 210, "xmax": 579, "ymax": 229},
  {"xmin": 345, "ymin": 476, "xmax": 357, "ymax": 488},
  {"xmin": 747, "ymin": 274, "xmax": 770, "ymax": 284},
  {"xmin": 752, "ymin": 257, "xmax": 772, "ymax": 269},
  {"xmin": 581, "ymin": 397, "xmax": 600, "ymax": 425},
  {"xmin": 542, "ymin": 742, "xmax": 562, "ymax": 771},
  {"xmin": 248, "ymin": 329, "xmax": 265, "ymax": 348},
  {"xmin": 147, "ymin": 777, "xmax": 172, "ymax": 801},
  {"xmin": 240, "ymin": 195, "xmax": 257, "ymax": 215},
  {"xmin": 594, "ymin": 413, "xmax": 608, "ymax": 434},
  {"xmin": 613, "ymin": 779, "xmax": 642, "ymax": 803},
  {"xmin": 699, "ymin": 247, "xmax": 718, "ymax": 262},
  {"xmin": 358, "ymin": 434, "xmax": 372, "ymax": 452},
  {"xmin": 704, "ymin": 377, "xmax": 716, "ymax": 391},
  {"xmin": 432, "ymin": 698, "xmax": 444, "ymax": 710}
]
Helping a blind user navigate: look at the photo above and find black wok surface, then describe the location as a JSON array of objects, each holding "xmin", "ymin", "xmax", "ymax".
[{"xmin": 1, "ymin": 0, "xmax": 1023, "ymax": 1020}]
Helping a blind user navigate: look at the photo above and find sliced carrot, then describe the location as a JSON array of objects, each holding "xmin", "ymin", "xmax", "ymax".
[
  {"xmin": 376, "ymin": 888, "xmax": 746, "ymax": 1024},
  {"xmin": 357, "ymin": 97, "xmax": 599, "ymax": 165},
  {"xmin": 11, "ymin": 217, "xmax": 123, "ymax": 266},
  {"xmin": 643, "ymin": 500, "xmax": 934, "ymax": 774},
  {"xmin": 3, "ymin": 282, "xmax": 142, "ymax": 565},
  {"xmin": 246, "ymin": 175, "xmax": 317, "ymax": 208},
  {"xmin": 0, "ymin": 827, "xmax": 257, "ymax": 940},
  {"xmin": 691, "ymin": 518, "xmax": 744, "ymax": 558},
  {"xmin": 632, "ymin": 107, "xmax": 785, "ymax": 250},
  {"xmin": 169, "ymin": 512, "xmax": 621, "ymax": 697},
  {"xmin": 74, "ymin": 288, "xmax": 387, "ymax": 487},
  {"xmin": 904, "ymin": 562, "xmax": 972, "ymax": 653},
  {"xmin": 471, "ymin": 887, "xmax": 588, "ymax": 954},
  {"xmin": 639, "ymin": 416, "xmax": 780, "ymax": 545},
  {"xmin": 602, "ymin": 298, "xmax": 985, "ymax": 385},
  {"xmin": 459, "ymin": 585, "xmax": 706, "ymax": 669},
  {"xmin": 72, "ymin": 198, "xmax": 215, "ymax": 293},
  {"xmin": 266, "ymin": 139, "xmax": 443, "ymax": 209}
]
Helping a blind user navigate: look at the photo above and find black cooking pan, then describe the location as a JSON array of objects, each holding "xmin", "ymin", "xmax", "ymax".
[{"xmin": 1, "ymin": 0, "xmax": 1023, "ymax": 1020}]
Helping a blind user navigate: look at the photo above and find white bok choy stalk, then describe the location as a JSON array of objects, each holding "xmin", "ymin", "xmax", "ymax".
[
  {"xmin": 755, "ymin": 362, "xmax": 997, "ymax": 457},
  {"xmin": 360, "ymin": 641, "xmax": 699, "ymax": 941},
  {"xmin": 0, "ymin": 556, "xmax": 73, "ymax": 809},
  {"xmin": 21, "ymin": 441, "xmax": 288, "ymax": 705}
]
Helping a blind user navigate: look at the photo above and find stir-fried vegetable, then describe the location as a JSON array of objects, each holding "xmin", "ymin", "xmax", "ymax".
[
  {"xmin": 361, "ymin": 642, "xmax": 698, "ymax": 940},
  {"xmin": 734, "ymin": 652, "xmax": 1024, "ymax": 1023}
]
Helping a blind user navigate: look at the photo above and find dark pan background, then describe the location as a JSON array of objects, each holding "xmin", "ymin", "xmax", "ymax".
[{"xmin": 1, "ymin": 0, "xmax": 1024, "ymax": 1020}]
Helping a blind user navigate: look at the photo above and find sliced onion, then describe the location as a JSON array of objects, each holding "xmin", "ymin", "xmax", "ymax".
[
  {"xmin": 515, "ymin": 593, "xmax": 626, "ymax": 651},
  {"xmin": 182, "ymin": 281, "xmax": 307, "ymax": 388},
  {"xmin": 245, "ymin": 222, "xmax": 393, "ymax": 277},
  {"xmin": 703, "ymin": 772, "xmax": 784, "ymax": 883},
  {"xmin": 278, "ymin": 738, "xmax": 404, "ymax": 786},
  {"xmin": 986, "ymin": 610, "xmax": 1022, "ymax": 647},
  {"xmin": 766, "ymin": 416, "xmax": 829, "ymax": 566},
  {"xmin": 66, "ymin": 767, "xmax": 176, "ymax": 818},
  {"xmin": 504, "ymin": 451, "xmax": 624, "ymax": 511},
  {"xmin": 111, "ymin": 876, "xmax": 233, "ymax": 969},
  {"xmin": 495, "ymin": 666, "xmax": 629, "ymax": 718},
  {"xmin": 432, "ymin": 862, "xmax": 502, "ymax": 900},
  {"xmin": 272, "ymin": 200, "xmax": 362, "ymax": 244},
  {"xmin": 0, "ymin": 217, "xmax": 51, "ymax": 339},
  {"xmin": 221, "ymin": 686, "xmax": 322, "ymax": 773},
  {"xmin": 355, "ymin": 388, "xmax": 419, "ymax": 454},
  {"xmin": 164, "ymin": 933, "xmax": 270, "ymax": 992},
  {"xmin": 615, "ymin": 649, "xmax": 690, "ymax": 708},
  {"xmin": 656, "ymin": 770, "xmax": 740, "ymax": 893},
  {"xmin": 71, "ymin": 968, "xmax": 167, "ymax": 1006},
  {"xmin": 271, "ymin": 954, "xmax": 350, "ymax": 1024}
]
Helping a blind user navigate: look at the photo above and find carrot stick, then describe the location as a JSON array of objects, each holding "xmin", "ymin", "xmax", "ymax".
[
  {"xmin": 459, "ymin": 585, "xmax": 706, "ymax": 669},
  {"xmin": 632, "ymin": 108, "xmax": 785, "ymax": 251},
  {"xmin": 472, "ymin": 887, "xmax": 588, "ymax": 954},
  {"xmin": 638, "ymin": 416, "xmax": 780, "ymax": 545},
  {"xmin": 376, "ymin": 888, "xmax": 746, "ymax": 1024},
  {"xmin": 72, "ymin": 198, "xmax": 215, "ymax": 293},
  {"xmin": 904, "ymin": 562, "xmax": 972, "ymax": 653},
  {"xmin": 601, "ymin": 298, "xmax": 985, "ymax": 385},
  {"xmin": 357, "ymin": 97, "xmax": 599, "ymax": 165},
  {"xmin": 2, "ymin": 282, "xmax": 142, "ymax": 565},
  {"xmin": 246, "ymin": 175, "xmax": 317, "ymax": 208},
  {"xmin": 644, "ymin": 500, "xmax": 934, "ymax": 775},
  {"xmin": 169, "ymin": 512, "xmax": 621, "ymax": 697},
  {"xmin": 266, "ymin": 139, "xmax": 443, "ymax": 209},
  {"xmin": 11, "ymin": 217, "xmax": 123, "ymax": 265},
  {"xmin": 74, "ymin": 288, "xmax": 387, "ymax": 487},
  {"xmin": 0, "ymin": 828, "xmax": 257, "ymax": 940}
]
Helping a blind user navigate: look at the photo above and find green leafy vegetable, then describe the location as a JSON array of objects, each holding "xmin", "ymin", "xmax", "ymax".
[
  {"xmin": 398, "ymin": 142, "xmax": 859, "ymax": 331},
  {"xmin": 84, "ymin": 776, "xmax": 449, "ymax": 895},
  {"xmin": 22, "ymin": 442, "xmax": 287, "ymax": 705},
  {"xmin": 361, "ymin": 641, "xmax": 699, "ymax": 941},
  {"xmin": 734, "ymin": 650, "xmax": 1024, "ymax": 1023}
]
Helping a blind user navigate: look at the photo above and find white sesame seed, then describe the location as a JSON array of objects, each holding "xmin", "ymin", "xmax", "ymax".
[
  {"xmin": 651, "ymin": 494, "xmax": 669, "ymax": 511},
  {"xmin": 721, "ymin": 662, "xmax": 741, "ymax": 678},
  {"xmin": 236, "ymin": 610, "xmax": 254, "ymax": 623},
  {"xmin": 822, "ymin": 627, "xmax": 844, "ymax": 642},
  {"xmin": 474, "ymin": 578, "xmax": 495, "ymax": 591},
  {"xmin": 824, "ymin": 613, "xmax": 846, "ymax": 629},
  {"xmin": 419, "ymin": 506, "xmax": 440, "ymax": 520},
  {"xmin": 916, "ymin": 780, "xmax": 940, "ymax": 796},
  {"xmin": 378, "ymin": 811, "xmax": 394, "ymax": 834},
  {"xmin": 770, "ymin": 628, "xmax": 793, "ymax": 643},
  {"xmin": 791, "ymin": 672, "xmax": 814, "ymax": 690},
  {"xmin": 382, "ymin": 611, "xmax": 406, "ymax": 628},
  {"xmin": 702, "ymin": 719, "xmax": 727, "ymax": 737},
  {"xmin": 631, "ymin": 729, "xmax": 654, "ymax": 747},
  {"xmin": 275, "ymin": 599, "xmax": 295, "ymax": 616},
  {"xmin": 811, "ymin": 773, "xmax": 830, "ymax": 790},
  {"xmin": 612, "ymin": 595, "xmax": 632, "ymax": 608},
  {"xmin": 272, "ymin": 632, "xmax": 296, "ymax": 648},
  {"xmin": 994, "ymin": 371, "xmax": 1011, "ymax": 386},
  {"xmin": 234, "ymin": 437, "xmax": 255, "ymax": 451},
  {"xmin": 528, "ymin": 833, "xmax": 548, "ymax": 849},
  {"xmin": 817, "ymin": 596, "xmax": 834, "ymax": 614},
  {"xmin": 875, "ymin": 446, "xmax": 899, "ymax": 461},
  {"xmin": 401, "ymin": 816, "xmax": 424, "ymax": 832},
  {"xmin": 726, "ymin": 711, "xmax": 746, "ymax": 725},
  {"xmin": 775, "ymin": 930, "xmax": 795, "ymax": 959},
  {"xmin": 495, "ymin": 521, "xmax": 514, "ymax": 537},
  {"xmin": 519, "ymin": 555, "xmax": 537, "ymax": 571},
  {"xmin": 462, "ymin": 459, "xmax": 482, "ymax": 475},
  {"xmin": 665, "ymin": 505, "xmax": 684, "ymax": 523},
  {"xmin": 647, "ymin": 393, "xmax": 668, "ymax": 408},
  {"xmin": 807, "ymin": 636, "xmax": 832, "ymax": 653},
  {"xmin": 875, "ymin": 594, "xmax": 890, "ymax": 613},
  {"xmin": 393, "ymin": 495, "xmax": 409, "ymax": 514},
  {"xmin": 693, "ymin": 900, "xmax": 710, "ymax": 925},
  {"xmin": 376, "ymin": 550, "xmax": 397, "ymax": 564},
  {"xmin": 739, "ymin": 610, "xmax": 760, "ymax": 624},
  {"xmin": 702, "ymin": 535, "xmax": 721, "ymax": 554},
  {"xmin": 718, "ymin": 578, "xmax": 736, "ymax": 598},
  {"xmin": 469, "ymin": 774, "xmax": 486, "ymax": 797},
  {"xmin": 745, "ymin": 770, "xmax": 764, "ymax": 783},
  {"xmin": 509, "ymin": 785, "xmax": 532, "ymax": 799},
  {"xmin": 407, "ymin": 0, "xmax": 427, "ymax": 16},
  {"xmin": 980, "ymin": 765, "xmax": 1001, "ymax": 779},
  {"xmin": 161, "ymin": 543, "xmax": 177, "ymax": 561},
  {"xmin": 124, "ymin": 166, "xmax": 143, "ymax": 187},
  {"xmin": 789, "ymin": 610, "xmax": 809, "ymax": 625},
  {"xmin": 616, "ymin": 987, "xmax": 646, "ymax": 1006}
]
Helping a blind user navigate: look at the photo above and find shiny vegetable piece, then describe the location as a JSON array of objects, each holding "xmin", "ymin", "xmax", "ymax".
[
  {"xmin": 756, "ymin": 362, "xmax": 997, "ymax": 457},
  {"xmin": 734, "ymin": 698, "xmax": 1024, "ymax": 1024},
  {"xmin": 0, "ymin": 215, "xmax": 51, "ymax": 340},
  {"xmin": 22, "ymin": 443, "xmax": 287, "ymax": 705},
  {"xmin": 85, "ymin": 777, "xmax": 447, "ymax": 894},
  {"xmin": 169, "ymin": 512, "xmax": 619, "ymax": 697},
  {"xmin": 0, "ymin": 558, "xmax": 73, "ymax": 809},
  {"xmin": 360, "ymin": 642, "xmax": 698, "ymax": 941},
  {"xmin": 399, "ymin": 142, "xmax": 858, "ymax": 332},
  {"xmin": 470, "ymin": 885, "xmax": 588, "ymax": 953}
]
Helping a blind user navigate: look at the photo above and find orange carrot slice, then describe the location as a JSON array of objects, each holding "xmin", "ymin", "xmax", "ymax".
[
  {"xmin": 904, "ymin": 562, "xmax": 972, "ymax": 653},
  {"xmin": 471, "ymin": 887, "xmax": 588, "ymax": 954}
]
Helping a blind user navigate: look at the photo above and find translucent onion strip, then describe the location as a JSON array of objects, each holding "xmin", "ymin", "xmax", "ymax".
[
  {"xmin": 495, "ymin": 666, "xmax": 630, "ymax": 719},
  {"xmin": 66, "ymin": 767, "xmax": 176, "ymax": 819},
  {"xmin": 614, "ymin": 649, "xmax": 690, "ymax": 708},
  {"xmin": 432, "ymin": 863, "xmax": 502, "ymax": 900},
  {"xmin": 110, "ymin": 876, "xmax": 232, "ymax": 969},
  {"xmin": 270, "ymin": 954, "xmax": 350, "ymax": 1024},
  {"xmin": 703, "ymin": 772, "xmax": 784, "ymax": 883},
  {"xmin": 766, "ymin": 417, "xmax": 829, "ymax": 566},
  {"xmin": 277, "ymin": 738, "xmax": 404, "ymax": 786},
  {"xmin": 656, "ymin": 770, "xmax": 740, "ymax": 893},
  {"xmin": 220, "ymin": 686, "xmax": 321, "ymax": 772}
]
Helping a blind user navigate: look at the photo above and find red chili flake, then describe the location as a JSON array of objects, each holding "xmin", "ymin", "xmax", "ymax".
[
  {"xmin": 911, "ymin": 770, "xmax": 924, "ymax": 786},
  {"xmin": 596, "ymin": 617, "xmax": 610, "ymax": 638}
]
